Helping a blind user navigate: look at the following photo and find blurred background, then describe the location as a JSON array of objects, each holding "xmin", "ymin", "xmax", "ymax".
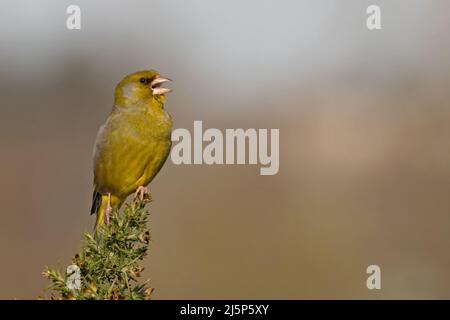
[{"xmin": 1, "ymin": 0, "xmax": 450, "ymax": 299}]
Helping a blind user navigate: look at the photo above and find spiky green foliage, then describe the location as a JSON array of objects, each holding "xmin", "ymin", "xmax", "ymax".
[{"xmin": 42, "ymin": 197, "xmax": 154, "ymax": 300}]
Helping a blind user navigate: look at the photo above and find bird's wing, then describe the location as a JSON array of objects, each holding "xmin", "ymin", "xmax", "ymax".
[{"xmin": 93, "ymin": 111, "xmax": 161, "ymax": 197}]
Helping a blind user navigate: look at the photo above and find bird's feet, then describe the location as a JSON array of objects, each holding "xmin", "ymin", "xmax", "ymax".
[{"xmin": 134, "ymin": 186, "xmax": 152, "ymax": 203}]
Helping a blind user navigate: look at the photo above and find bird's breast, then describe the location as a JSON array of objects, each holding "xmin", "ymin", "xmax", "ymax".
[{"xmin": 93, "ymin": 108, "xmax": 172, "ymax": 197}]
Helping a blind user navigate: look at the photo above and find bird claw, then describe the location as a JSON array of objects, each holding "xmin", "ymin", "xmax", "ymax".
[
  {"xmin": 134, "ymin": 186, "xmax": 152, "ymax": 203},
  {"xmin": 106, "ymin": 206, "xmax": 112, "ymax": 225}
]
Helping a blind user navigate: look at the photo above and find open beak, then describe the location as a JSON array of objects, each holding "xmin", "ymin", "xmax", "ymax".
[{"xmin": 151, "ymin": 76, "xmax": 172, "ymax": 95}]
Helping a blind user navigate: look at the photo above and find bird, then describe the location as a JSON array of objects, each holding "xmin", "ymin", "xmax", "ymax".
[{"xmin": 91, "ymin": 70, "xmax": 173, "ymax": 229}]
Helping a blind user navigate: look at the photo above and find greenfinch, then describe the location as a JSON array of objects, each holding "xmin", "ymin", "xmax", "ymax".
[{"xmin": 91, "ymin": 70, "xmax": 173, "ymax": 228}]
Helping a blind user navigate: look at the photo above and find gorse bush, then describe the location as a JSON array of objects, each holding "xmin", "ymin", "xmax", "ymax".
[{"xmin": 42, "ymin": 196, "xmax": 153, "ymax": 300}]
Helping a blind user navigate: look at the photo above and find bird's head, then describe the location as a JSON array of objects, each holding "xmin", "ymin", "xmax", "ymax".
[{"xmin": 114, "ymin": 70, "xmax": 172, "ymax": 108}]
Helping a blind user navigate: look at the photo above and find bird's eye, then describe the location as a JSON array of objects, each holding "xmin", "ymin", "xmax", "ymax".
[{"xmin": 139, "ymin": 77, "xmax": 149, "ymax": 85}]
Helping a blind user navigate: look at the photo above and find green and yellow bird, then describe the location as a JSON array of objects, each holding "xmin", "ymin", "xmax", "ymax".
[{"xmin": 91, "ymin": 70, "xmax": 173, "ymax": 229}]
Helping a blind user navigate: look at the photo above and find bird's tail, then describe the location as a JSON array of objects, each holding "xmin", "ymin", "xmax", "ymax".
[{"xmin": 90, "ymin": 191, "xmax": 122, "ymax": 230}]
